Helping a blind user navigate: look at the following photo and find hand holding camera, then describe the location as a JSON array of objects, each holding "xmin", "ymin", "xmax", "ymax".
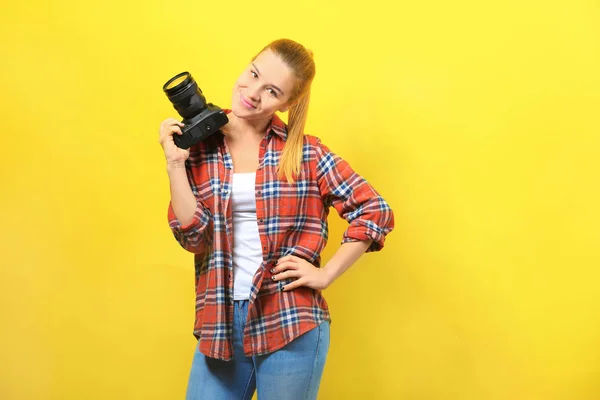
[{"xmin": 158, "ymin": 118, "xmax": 190, "ymax": 166}]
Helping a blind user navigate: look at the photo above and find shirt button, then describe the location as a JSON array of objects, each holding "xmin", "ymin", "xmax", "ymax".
[
  {"xmin": 257, "ymin": 191, "xmax": 262, "ymax": 195},
  {"xmin": 259, "ymin": 218, "xmax": 264, "ymax": 223}
]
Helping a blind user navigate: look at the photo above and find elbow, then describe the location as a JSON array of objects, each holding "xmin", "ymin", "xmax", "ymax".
[{"xmin": 172, "ymin": 228, "xmax": 212, "ymax": 255}]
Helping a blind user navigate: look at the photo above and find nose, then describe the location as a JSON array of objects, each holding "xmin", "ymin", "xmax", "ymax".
[{"xmin": 247, "ymin": 82, "xmax": 261, "ymax": 102}]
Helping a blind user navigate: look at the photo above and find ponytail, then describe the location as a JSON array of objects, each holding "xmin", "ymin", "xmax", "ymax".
[{"xmin": 278, "ymin": 89, "xmax": 310, "ymax": 183}]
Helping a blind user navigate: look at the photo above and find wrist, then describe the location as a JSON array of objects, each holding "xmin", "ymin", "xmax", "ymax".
[
  {"xmin": 166, "ymin": 161, "xmax": 186, "ymax": 172},
  {"xmin": 321, "ymin": 264, "xmax": 337, "ymax": 287}
]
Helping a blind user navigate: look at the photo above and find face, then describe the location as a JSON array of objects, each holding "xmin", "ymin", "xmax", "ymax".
[{"xmin": 231, "ymin": 49, "xmax": 298, "ymax": 120}]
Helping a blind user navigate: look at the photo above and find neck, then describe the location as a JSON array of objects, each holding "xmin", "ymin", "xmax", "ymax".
[{"xmin": 223, "ymin": 112, "xmax": 272, "ymax": 140}]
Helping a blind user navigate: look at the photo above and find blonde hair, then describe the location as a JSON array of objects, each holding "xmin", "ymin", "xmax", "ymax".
[{"xmin": 253, "ymin": 39, "xmax": 316, "ymax": 183}]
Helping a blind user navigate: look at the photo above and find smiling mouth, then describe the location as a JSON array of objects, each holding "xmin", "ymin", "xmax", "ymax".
[{"xmin": 240, "ymin": 94, "xmax": 256, "ymax": 109}]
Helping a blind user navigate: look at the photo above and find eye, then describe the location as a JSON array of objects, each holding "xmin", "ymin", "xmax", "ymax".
[
  {"xmin": 250, "ymin": 70, "xmax": 258, "ymax": 78},
  {"xmin": 267, "ymin": 88, "xmax": 278, "ymax": 97}
]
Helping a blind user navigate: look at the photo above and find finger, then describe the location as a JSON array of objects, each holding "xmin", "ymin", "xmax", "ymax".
[
  {"xmin": 282, "ymin": 278, "xmax": 306, "ymax": 291},
  {"xmin": 158, "ymin": 131, "xmax": 172, "ymax": 145},
  {"xmin": 160, "ymin": 126, "xmax": 182, "ymax": 141},
  {"xmin": 272, "ymin": 270, "xmax": 301, "ymax": 281},
  {"xmin": 160, "ymin": 119, "xmax": 184, "ymax": 135},
  {"xmin": 277, "ymin": 255, "xmax": 291, "ymax": 264},
  {"xmin": 277, "ymin": 255, "xmax": 299, "ymax": 265},
  {"xmin": 270, "ymin": 261, "xmax": 298, "ymax": 274}
]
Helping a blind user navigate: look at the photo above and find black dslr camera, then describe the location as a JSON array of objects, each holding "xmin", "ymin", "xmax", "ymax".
[{"xmin": 162, "ymin": 72, "xmax": 228, "ymax": 149}]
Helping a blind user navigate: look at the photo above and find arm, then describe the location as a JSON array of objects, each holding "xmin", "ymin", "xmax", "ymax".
[
  {"xmin": 274, "ymin": 139, "xmax": 394, "ymax": 291},
  {"xmin": 167, "ymin": 161, "xmax": 213, "ymax": 254},
  {"xmin": 276, "ymin": 240, "xmax": 373, "ymax": 291},
  {"xmin": 316, "ymin": 138, "xmax": 394, "ymax": 253},
  {"xmin": 321, "ymin": 239, "xmax": 373, "ymax": 285},
  {"xmin": 168, "ymin": 162, "xmax": 198, "ymax": 225}
]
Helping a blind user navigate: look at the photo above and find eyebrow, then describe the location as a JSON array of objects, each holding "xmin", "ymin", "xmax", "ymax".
[{"xmin": 252, "ymin": 63, "xmax": 285, "ymax": 96}]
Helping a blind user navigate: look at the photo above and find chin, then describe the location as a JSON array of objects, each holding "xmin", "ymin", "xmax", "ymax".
[
  {"xmin": 230, "ymin": 104, "xmax": 252, "ymax": 120},
  {"xmin": 229, "ymin": 96, "xmax": 249, "ymax": 119},
  {"xmin": 232, "ymin": 105, "xmax": 266, "ymax": 122},
  {"xmin": 229, "ymin": 97, "xmax": 245, "ymax": 115}
]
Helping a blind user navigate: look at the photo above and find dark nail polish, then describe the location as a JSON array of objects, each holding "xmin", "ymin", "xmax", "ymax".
[
  {"xmin": 271, "ymin": 276, "xmax": 276, "ymax": 280},
  {"xmin": 270, "ymin": 268, "xmax": 275, "ymax": 273}
]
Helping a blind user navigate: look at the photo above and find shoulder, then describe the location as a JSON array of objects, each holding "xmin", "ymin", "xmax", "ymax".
[
  {"xmin": 303, "ymin": 134, "xmax": 332, "ymax": 154},
  {"xmin": 301, "ymin": 134, "xmax": 332, "ymax": 165},
  {"xmin": 301, "ymin": 134, "xmax": 350, "ymax": 179},
  {"xmin": 303, "ymin": 134, "xmax": 348, "ymax": 163},
  {"xmin": 303, "ymin": 134, "xmax": 321, "ymax": 146}
]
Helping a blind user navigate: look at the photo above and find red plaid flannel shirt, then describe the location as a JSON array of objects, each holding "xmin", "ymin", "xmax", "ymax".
[{"xmin": 167, "ymin": 112, "xmax": 394, "ymax": 360}]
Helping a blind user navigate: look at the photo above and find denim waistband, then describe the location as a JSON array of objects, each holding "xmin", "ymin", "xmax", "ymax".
[{"xmin": 234, "ymin": 299, "xmax": 249, "ymax": 310}]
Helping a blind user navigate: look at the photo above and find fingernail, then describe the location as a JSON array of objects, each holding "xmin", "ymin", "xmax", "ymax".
[
  {"xmin": 270, "ymin": 268, "xmax": 275, "ymax": 273},
  {"xmin": 271, "ymin": 276, "xmax": 276, "ymax": 280}
]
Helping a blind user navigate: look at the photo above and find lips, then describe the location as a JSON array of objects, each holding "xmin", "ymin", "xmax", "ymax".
[{"xmin": 240, "ymin": 94, "xmax": 256, "ymax": 109}]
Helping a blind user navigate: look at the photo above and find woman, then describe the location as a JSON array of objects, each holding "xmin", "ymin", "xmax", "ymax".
[{"xmin": 158, "ymin": 38, "xmax": 394, "ymax": 400}]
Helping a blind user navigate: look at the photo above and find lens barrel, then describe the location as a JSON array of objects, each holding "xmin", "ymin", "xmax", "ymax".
[{"xmin": 163, "ymin": 72, "xmax": 207, "ymax": 120}]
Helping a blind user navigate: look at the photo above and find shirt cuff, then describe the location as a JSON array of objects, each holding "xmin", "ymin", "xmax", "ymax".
[
  {"xmin": 168, "ymin": 199, "xmax": 211, "ymax": 235},
  {"xmin": 342, "ymin": 220, "xmax": 387, "ymax": 252}
]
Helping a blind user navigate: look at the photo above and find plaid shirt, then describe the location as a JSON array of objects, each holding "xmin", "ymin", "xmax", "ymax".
[{"xmin": 167, "ymin": 112, "xmax": 394, "ymax": 360}]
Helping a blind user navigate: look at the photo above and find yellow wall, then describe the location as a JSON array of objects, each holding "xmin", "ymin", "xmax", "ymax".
[{"xmin": 1, "ymin": 0, "xmax": 599, "ymax": 399}]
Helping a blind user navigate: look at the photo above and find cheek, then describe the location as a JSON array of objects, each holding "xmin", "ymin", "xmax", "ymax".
[
  {"xmin": 232, "ymin": 78, "xmax": 245, "ymax": 97},
  {"xmin": 235, "ymin": 76, "xmax": 249, "ymax": 88},
  {"xmin": 269, "ymin": 98, "xmax": 288, "ymax": 110}
]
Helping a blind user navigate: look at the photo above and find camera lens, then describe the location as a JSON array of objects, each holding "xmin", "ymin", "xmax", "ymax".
[
  {"xmin": 163, "ymin": 72, "xmax": 207, "ymax": 120},
  {"xmin": 162, "ymin": 71, "xmax": 229, "ymax": 149}
]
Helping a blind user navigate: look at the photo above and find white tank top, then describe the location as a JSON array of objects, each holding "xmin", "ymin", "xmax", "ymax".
[{"xmin": 231, "ymin": 172, "xmax": 263, "ymax": 300}]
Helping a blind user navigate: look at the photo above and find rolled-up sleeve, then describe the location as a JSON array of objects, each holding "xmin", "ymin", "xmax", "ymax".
[
  {"xmin": 167, "ymin": 199, "xmax": 213, "ymax": 254},
  {"xmin": 315, "ymin": 139, "xmax": 394, "ymax": 252}
]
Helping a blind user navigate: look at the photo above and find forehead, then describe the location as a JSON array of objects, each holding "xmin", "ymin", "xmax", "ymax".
[{"xmin": 252, "ymin": 49, "xmax": 297, "ymax": 94}]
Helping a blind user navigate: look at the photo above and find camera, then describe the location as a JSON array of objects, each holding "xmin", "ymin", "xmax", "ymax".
[{"xmin": 162, "ymin": 72, "xmax": 228, "ymax": 149}]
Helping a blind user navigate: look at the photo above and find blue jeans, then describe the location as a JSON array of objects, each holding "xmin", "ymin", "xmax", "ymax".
[{"xmin": 186, "ymin": 300, "xmax": 330, "ymax": 400}]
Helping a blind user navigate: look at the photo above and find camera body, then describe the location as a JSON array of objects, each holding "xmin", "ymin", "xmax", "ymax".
[
  {"xmin": 175, "ymin": 103, "xmax": 228, "ymax": 149},
  {"xmin": 163, "ymin": 72, "xmax": 229, "ymax": 149}
]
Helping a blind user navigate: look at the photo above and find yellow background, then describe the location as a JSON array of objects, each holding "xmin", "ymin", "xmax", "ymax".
[{"xmin": 1, "ymin": 0, "xmax": 599, "ymax": 399}]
